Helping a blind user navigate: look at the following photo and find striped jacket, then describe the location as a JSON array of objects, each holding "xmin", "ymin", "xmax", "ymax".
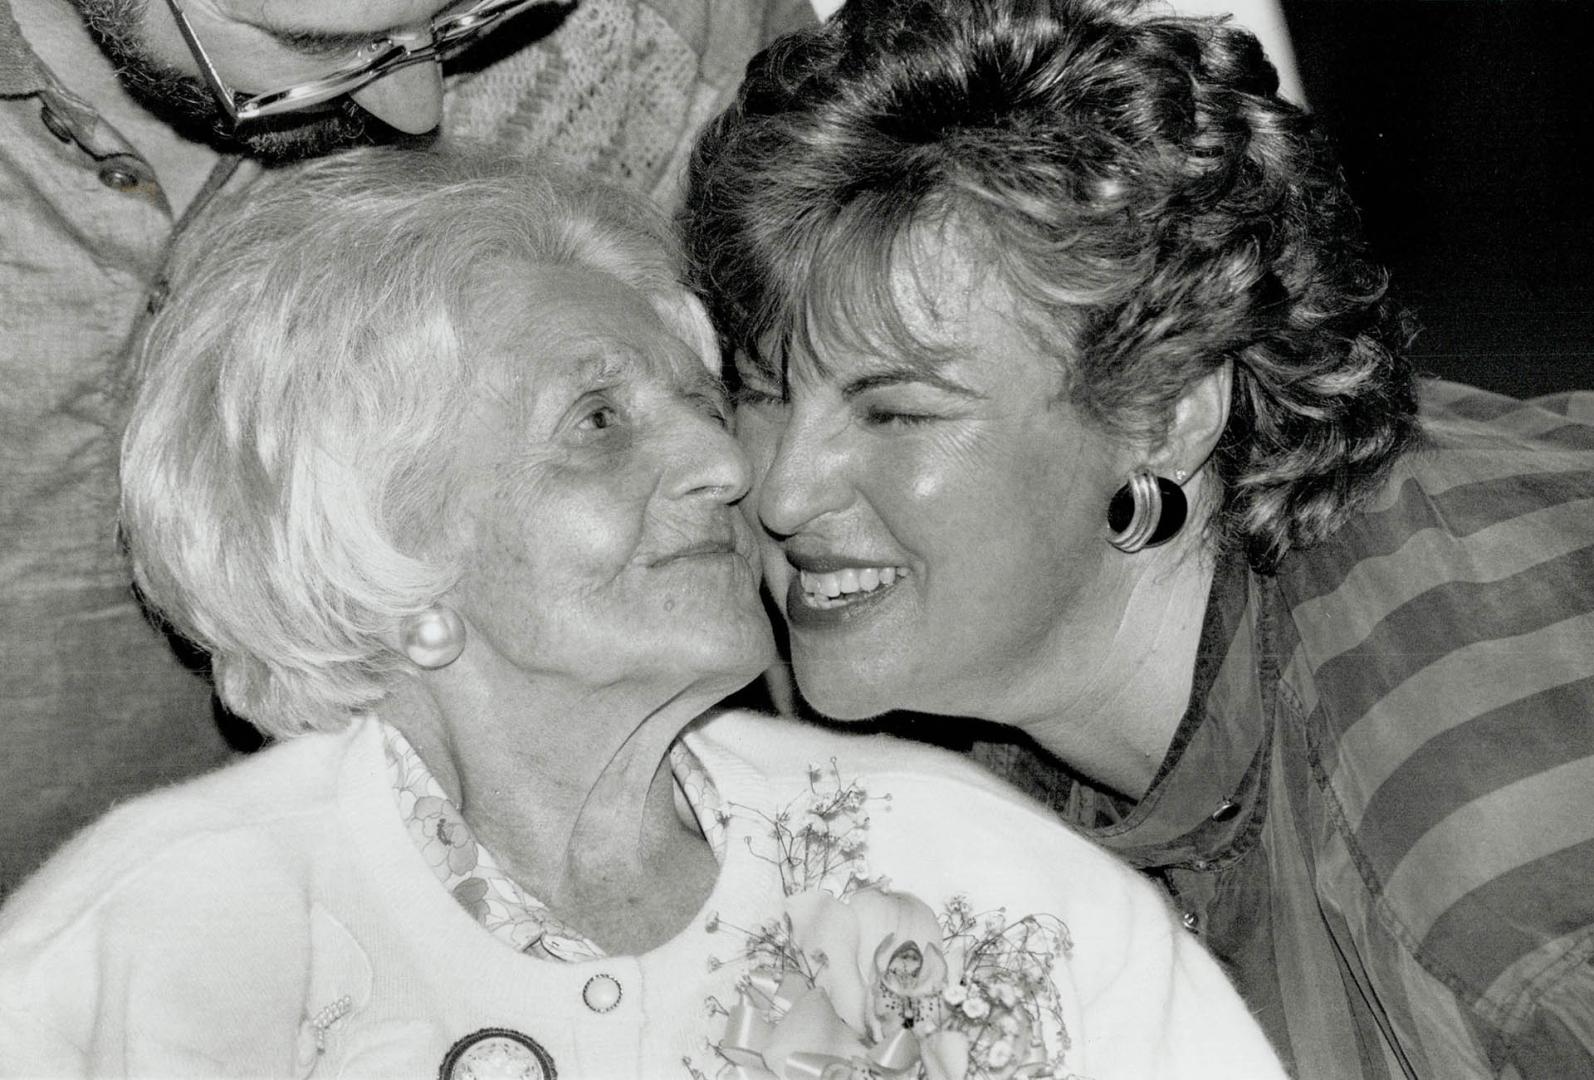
[{"xmin": 978, "ymin": 379, "xmax": 1594, "ymax": 1078}]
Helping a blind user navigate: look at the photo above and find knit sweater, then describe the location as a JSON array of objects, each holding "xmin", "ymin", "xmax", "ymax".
[{"xmin": 0, "ymin": 710, "xmax": 1284, "ymax": 1079}]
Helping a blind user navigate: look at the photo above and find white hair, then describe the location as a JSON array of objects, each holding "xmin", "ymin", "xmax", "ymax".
[{"xmin": 121, "ymin": 144, "xmax": 718, "ymax": 738}]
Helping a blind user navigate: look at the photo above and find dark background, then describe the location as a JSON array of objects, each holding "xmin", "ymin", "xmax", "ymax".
[{"xmin": 1284, "ymin": 0, "xmax": 1593, "ymax": 397}]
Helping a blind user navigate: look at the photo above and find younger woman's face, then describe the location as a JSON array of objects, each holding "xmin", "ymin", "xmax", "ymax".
[{"xmin": 734, "ymin": 244, "xmax": 1137, "ymax": 722}]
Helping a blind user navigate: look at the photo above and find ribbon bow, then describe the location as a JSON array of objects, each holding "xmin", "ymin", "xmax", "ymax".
[{"xmin": 717, "ymin": 983, "xmax": 923, "ymax": 1080}]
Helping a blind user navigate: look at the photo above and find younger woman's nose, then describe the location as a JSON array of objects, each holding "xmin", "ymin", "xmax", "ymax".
[{"xmin": 753, "ymin": 415, "xmax": 849, "ymax": 539}]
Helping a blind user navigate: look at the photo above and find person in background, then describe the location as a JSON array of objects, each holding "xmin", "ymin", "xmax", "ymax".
[
  {"xmin": 0, "ymin": 145, "xmax": 1286, "ymax": 1080},
  {"xmin": 0, "ymin": 0, "xmax": 812, "ymax": 890},
  {"xmin": 678, "ymin": 0, "xmax": 1594, "ymax": 1076}
]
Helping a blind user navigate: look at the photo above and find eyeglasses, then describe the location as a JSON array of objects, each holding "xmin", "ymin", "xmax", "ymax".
[{"xmin": 161, "ymin": 0, "xmax": 553, "ymax": 126}]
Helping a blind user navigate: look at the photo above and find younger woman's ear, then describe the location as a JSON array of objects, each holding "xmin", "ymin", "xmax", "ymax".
[{"xmin": 1155, "ymin": 360, "xmax": 1233, "ymax": 477}]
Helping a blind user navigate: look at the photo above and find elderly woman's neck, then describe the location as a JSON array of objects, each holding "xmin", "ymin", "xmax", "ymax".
[{"xmin": 379, "ymin": 672, "xmax": 724, "ymax": 954}]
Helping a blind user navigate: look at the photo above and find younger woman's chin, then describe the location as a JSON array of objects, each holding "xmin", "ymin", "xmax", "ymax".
[{"xmin": 786, "ymin": 670, "xmax": 897, "ymax": 723}]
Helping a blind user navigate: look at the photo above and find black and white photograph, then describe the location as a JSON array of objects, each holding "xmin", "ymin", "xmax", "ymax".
[{"xmin": 1, "ymin": 1, "xmax": 1589, "ymax": 1076}]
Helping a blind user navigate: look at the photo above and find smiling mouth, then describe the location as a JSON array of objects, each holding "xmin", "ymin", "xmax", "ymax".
[{"xmin": 794, "ymin": 565, "xmax": 911, "ymax": 610}]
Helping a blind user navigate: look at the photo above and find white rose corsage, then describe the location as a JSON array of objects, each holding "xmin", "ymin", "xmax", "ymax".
[{"xmin": 689, "ymin": 765, "xmax": 1078, "ymax": 1080}]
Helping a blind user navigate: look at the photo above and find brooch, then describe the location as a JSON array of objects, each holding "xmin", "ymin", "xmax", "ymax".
[{"xmin": 438, "ymin": 1028, "xmax": 556, "ymax": 1080}]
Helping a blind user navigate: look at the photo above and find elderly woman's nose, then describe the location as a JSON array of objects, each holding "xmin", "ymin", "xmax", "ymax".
[{"xmin": 667, "ymin": 412, "xmax": 752, "ymax": 503}]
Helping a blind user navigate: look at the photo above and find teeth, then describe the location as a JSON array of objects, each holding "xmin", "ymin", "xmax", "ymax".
[{"xmin": 798, "ymin": 565, "xmax": 910, "ymax": 607}]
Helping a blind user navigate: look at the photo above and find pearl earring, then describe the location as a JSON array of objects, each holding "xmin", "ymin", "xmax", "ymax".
[{"xmin": 401, "ymin": 607, "xmax": 465, "ymax": 669}]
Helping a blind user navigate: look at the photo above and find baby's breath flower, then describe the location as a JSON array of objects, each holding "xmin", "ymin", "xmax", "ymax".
[
  {"xmin": 962, "ymin": 994, "xmax": 991, "ymax": 1020},
  {"xmin": 943, "ymin": 982, "xmax": 967, "ymax": 1006},
  {"xmin": 986, "ymin": 1040, "xmax": 1014, "ymax": 1069}
]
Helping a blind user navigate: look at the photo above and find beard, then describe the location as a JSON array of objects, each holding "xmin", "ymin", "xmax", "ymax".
[{"xmin": 74, "ymin": 0, "xmax": 413, "ymax": 164}]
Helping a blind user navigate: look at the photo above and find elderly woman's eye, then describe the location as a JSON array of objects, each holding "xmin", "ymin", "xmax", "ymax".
[{"xmin": 578, "ymin": 402, "xmax": 621, "ymax": 431}]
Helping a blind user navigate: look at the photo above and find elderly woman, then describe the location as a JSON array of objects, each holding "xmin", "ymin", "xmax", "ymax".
[
  {"xmin": 679, "ymin": 2, "xmax": 1594, "ymax": 1078},
  {"xmin": 0, "ymin": 147, "xmax": 1285, "ymax": 1079}
]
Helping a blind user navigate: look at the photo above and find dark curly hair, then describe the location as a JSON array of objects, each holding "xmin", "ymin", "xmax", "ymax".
[{"xmin": 679, "ymin": 0, "xmax": 1419, "ymax": 570}]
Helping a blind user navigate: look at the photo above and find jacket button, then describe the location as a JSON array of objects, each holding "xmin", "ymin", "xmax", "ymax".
[
  {"xmin": 582, "ymin": 973, "xmax": 622, "ymax": 1013},
  {"xmin": 40, "ymin": 104, "xmax": 74, "ymax": 143},
  {"xmin": 1181, "ymin": 911, "xmax": 1201, "ymax": 933},
  {"xmin": 1210, "ymin": 797, "xmax": 1240, "ymax": 822},
  {"xmin": 98, "ymin": 165, "xmax": 140, "ymax": 190}
]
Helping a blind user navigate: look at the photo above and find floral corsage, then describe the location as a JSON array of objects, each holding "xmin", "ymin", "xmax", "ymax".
[{"xmin": 691, "ymin": 766, "xmax": 1078, "ymax": 1080}]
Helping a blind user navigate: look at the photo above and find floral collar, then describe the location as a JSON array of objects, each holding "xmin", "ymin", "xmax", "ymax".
[
  {"xmin": 380, "ymin": 722, "xmax": 608, "ymax": 961},
  {"xmin": 380, "ymin": 721, "xmax": 734, "ymax": 962}
]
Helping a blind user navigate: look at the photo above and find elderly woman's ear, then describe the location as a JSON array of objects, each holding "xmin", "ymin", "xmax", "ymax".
[{"xmin": 395, "ymin": 606, "xmax": 468, "ymax": 670}]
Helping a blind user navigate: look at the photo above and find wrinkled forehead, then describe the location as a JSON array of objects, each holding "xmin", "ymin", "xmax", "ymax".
[{"xmin": 470, "ymin": 259, "xmax": 717, "ymax": 393}]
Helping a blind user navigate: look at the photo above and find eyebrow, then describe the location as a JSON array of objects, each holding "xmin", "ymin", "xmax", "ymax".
[
  {"xmin": 678, "ymin": 362, "xmax": 730, "ymax": 403},
  {"xmin": 572, "ymin": 350, "xmax": 639, "ymax": 385},
  {"xmin": 570, "ymin": 345, "xmax": 718, "ymax": 399},
  {"xmin": 838, "ymin": 366, "xmax": 985, "ymax": 400}
]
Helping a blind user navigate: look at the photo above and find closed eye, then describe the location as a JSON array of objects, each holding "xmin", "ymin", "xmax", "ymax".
[
  {"xmin": 733, "ymin": 384, "xmax": 787, "ymax": 409},
  {"xmin": 863, "ymin": 406, "xmax": 939, "ymax": 427},
  {"xmin": 687, "ymin": 390, "xmax": 732, "ymax": 428}
]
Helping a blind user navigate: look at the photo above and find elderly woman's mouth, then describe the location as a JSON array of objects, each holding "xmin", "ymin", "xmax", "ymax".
[
  {"xmin": 796, "ymin": 565, "xmax": 911, "ymax": 610},
  {"xmin": 651, "ymin": 538, "xmax": 740, "ymax": 565}
]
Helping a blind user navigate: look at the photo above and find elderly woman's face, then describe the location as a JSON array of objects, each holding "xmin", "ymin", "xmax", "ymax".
[
  {"xmin": 735, "ymin": 246, "xmax": 1135, "ymax": 721},
  {"xmin": 447, "ymin": 263, "xmax": 774, "ymax": 694}
]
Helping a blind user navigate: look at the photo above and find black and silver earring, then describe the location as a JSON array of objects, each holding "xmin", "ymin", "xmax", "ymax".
[{"xmin": 1106, "ymin": 468, "xmax": 1188, "ymax": 553}]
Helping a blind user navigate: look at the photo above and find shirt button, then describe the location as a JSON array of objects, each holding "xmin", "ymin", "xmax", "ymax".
[
  {"xmin": 40, "ymin": 104, "xmax": 74, "ymax": 143},
  {"xmin": 98, "ymin": 165, "xmax": 141, "ymax": 191},
  {"xmin": 145, "ymin": 279, "xmax": 171, "ymax": 316},
  {"xmin": 582, "ymin": 973, "xmax": 622, "ymax": 1013},
  {"xmin": 1210, "ymin": 797, "xmax": 1240, "ymax": 822},
  {"xmin": 1181, "ymin": 911, "xmax": 1201, "ymax": 933},
  {"xmin": 1192, "ymin": 858, "xmax": 1212, "ymax": 872}
]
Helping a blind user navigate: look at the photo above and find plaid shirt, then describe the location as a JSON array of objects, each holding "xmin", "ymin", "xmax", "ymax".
[{"xmin": 978, "ymin": 379, "xmax": 1594, "ymax": 1078}]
